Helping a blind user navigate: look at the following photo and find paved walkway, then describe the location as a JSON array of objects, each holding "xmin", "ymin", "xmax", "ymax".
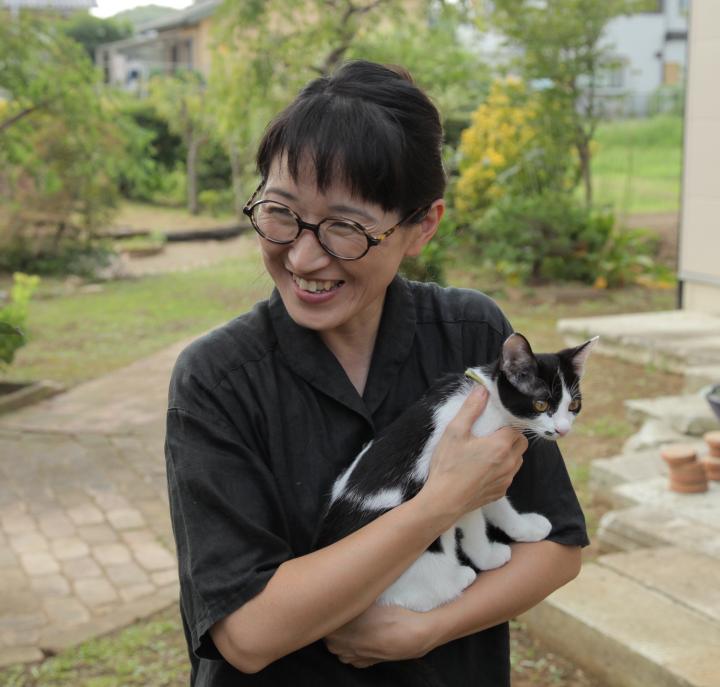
[{"xmin": 0, "ymin": 340, "xmax": 189, "ymax": 667}]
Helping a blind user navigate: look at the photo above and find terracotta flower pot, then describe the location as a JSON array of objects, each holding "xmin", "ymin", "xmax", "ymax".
[{"xmin": 661, "ymin": 444, "xmax": 697, "ymax": 467}]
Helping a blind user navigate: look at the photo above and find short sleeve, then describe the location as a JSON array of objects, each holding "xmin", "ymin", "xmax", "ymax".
[
  {"xmin": 165, "ymin": 406, "xmax": 293, "ymax": 660},
  {"xmin": 507, "ymin": 440, "xmax": 590, "ymax": 548}
]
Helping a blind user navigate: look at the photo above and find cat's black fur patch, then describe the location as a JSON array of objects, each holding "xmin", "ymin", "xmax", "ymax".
[{"xmin": 314, "ymin": 374, "xmax": 468, "ymax": 550}]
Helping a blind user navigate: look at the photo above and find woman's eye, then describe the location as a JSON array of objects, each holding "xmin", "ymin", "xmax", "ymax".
[
  {"xmin": 533, "ymin": 400, "xmax": 549, "ymax": 413},
  {"xmin": 569, "ymin": 399, "xmax": 581, "ymax": 412}
]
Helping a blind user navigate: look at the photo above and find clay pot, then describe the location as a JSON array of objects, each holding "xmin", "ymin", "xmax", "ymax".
[
  {"xmin": 661, "ymin": 444, "xmax": 708, "ymax": 493},
  {"xmin": 661, "ymin": 444, "xmax": 698, "ymax": 467},
  {"xmin": 669, "ymin": 461, "xmax": 707, "ymax": 484},
  {"xmin": 701, "ymin": 455, "xmax": 720, "ymax": 481},
  {"xmin": 668, "ymin": 479, "xmax": 709, "ymax": 494},
  {"xmin": 704, "ymin": 431, "xmax": 720, "ymax": 458}
]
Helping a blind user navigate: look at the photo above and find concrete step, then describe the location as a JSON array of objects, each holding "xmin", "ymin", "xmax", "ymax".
[
  {"xmin": 590, "ymin": 441, "xmax": 707, "ymax": 505},
  {"xmin": 558, "ymin": 310, "xmax": 720, "ymax": 373},
  {"xmin": 625, "ymin": 394, "xmax": 719, "ymax": 436},
  {"xmin": 521, "ymin": 552, "xmax": 720, "ymax": 687},
  {"xmin": 597, "ymin": 505, "xmax": 720, "ymax": 559}
]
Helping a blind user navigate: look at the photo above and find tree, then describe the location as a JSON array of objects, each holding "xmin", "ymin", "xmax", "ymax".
[
  {"xmin": 490, "ymin": 0, "xmax": 641, "ymax": 206},
  {"xmin": 0, "ymin": 16, "xmax": 125, "ymax": 270},
  {"xmin": 148, "ymin": 71, "xmax": 211, "ymax": 215},
  {"xmin": 208, "ymin": 0, "xmax": 398, "ymax": 218},
  {"xmin": 61, "ymin": 13, "xmax": 133, "ymax": 62}
]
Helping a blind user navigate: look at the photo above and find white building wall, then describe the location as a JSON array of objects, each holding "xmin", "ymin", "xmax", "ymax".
[
  {"xmin": 601, "ymin": 14, "xmax": 665, "ymax": 96},
  {"xmin": 679, "ymin": 0, "xmax": 720, "ymax": 314}
]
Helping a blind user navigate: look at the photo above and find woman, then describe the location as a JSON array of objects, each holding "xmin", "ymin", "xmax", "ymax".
[{"xmin": 165, "ymin": 60, "xmax": 588, "ymax": 687}]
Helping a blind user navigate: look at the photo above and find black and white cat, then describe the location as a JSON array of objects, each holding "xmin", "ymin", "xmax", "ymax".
[{"xmin": 316, "ymin": 333, "xmax": 597, "ymax": 612}]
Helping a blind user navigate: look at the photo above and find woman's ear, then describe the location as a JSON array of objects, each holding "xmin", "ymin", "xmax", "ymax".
[{"xmin": 404, "ymin": 199, "xmax": 445, "ymax": 257}]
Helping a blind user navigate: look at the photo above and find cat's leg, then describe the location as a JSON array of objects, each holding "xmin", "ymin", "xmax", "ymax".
[
  {"xmin": 456, "ymin": 508, "xmax": 512, "ymax": 570},
  {"xmin": 483, "ymin": 497, "xmax": 552, "ymax": 542},
  {"xmin": 378, "ymin": 529, "xmax": 476, "ymax": 612}
]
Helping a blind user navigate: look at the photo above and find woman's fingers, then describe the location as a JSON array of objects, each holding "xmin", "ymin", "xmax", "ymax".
[{"xmin": 447, "ymin": 385, "xmax": 488, "ymax": 435}]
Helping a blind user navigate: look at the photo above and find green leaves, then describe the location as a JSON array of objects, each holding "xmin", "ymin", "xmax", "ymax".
[{"xmin": 0, "ymin": 273, "xmax": 39, "ymax": 366}]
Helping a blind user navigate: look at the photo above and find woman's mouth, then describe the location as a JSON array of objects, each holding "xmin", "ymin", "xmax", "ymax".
[{"xmin": 291, "ymin": 274, "xmax": 345, "ymax": 293}]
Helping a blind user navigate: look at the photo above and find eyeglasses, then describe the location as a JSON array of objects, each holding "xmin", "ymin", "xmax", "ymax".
[{"xmin": 243, "ymin": 183, "xmax": 429, "ymax": 261}]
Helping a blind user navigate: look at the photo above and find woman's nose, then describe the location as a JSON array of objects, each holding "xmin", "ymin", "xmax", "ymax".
[{"xmin": 287, "ymin": 227, "xmax": 331, "ymax": 271}]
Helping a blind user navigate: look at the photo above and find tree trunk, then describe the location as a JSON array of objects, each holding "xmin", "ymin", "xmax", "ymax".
[
  {"xmin": 577, "ymin": 139, "xmax": 592, "ymax": 208},
  {"xmin": 187, "ymin": 133, "xmax": 200, "ymax": 215},
  {"xmin": 229, "ymin": 143, "xmax": 245, "ymax": 221}
]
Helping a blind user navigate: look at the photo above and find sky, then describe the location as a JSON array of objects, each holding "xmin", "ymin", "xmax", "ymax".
[{"xmin": 91, "ymin": 0, "xmax": 193, "ymax": 19}]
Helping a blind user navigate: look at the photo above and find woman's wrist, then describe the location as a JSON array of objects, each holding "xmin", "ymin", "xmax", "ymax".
[{"xmin": 411, "ymin": 482, "xmax": 464, "ymax": 534}]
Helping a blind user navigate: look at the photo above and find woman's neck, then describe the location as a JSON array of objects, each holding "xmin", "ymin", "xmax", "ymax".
[{"xmin": 319, "ymin": 298, "xmax": 385, "ymax": 396}]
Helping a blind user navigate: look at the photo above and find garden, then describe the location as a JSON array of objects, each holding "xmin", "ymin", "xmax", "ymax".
[{"xmin": 0, "ymin": 1, "xmax": 687, "ymax": 685}]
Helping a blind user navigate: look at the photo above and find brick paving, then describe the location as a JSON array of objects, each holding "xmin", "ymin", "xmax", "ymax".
[{"xmin": 0, "ymin": 341, "xmax": 191, "ymax": 667}]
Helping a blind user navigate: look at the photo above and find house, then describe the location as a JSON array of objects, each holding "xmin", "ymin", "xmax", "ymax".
[
  {"xmin": 95, "ymin": 0, "xmax": 219, "ymax": 90},
  {"xmin": 1, "ymin": 0, "xmax": 94, "ymax": 17},
  {"xmin": 469, "ymin": 0, "xmax": 689, "ymax": 118},
  {"xmin": 596, "ymin": 0, "xmax": 689, "ymax": 117},
  {"xmin": 678, "ymin": 0, "xmax": 719, "ymax": 314}
]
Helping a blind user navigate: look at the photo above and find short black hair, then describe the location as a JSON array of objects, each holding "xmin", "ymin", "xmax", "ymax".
[{"xmin": 256, "ymin": 60, "xmax": 446, "ymax": 218}]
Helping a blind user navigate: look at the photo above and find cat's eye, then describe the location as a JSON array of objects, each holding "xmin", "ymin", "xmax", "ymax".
[
  {"xmin": 532, "ymin": 400, "xmax": 549, "ymax": 413},
  {"xmin": 569, "ymin": 399, "xmax": 581, "ymax": 412}
]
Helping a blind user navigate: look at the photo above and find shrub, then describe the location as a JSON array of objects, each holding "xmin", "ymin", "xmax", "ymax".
[
  {"xmin": 0, "ymin": 273, "xmax": 40, "ymax": 366},
  {"xmin": 468, "ymin": 191, "xmax": 659, "ymax": 286},
  {"xmin": 455, "ymin": 78, "xmax": 573, "ymax": 215}
]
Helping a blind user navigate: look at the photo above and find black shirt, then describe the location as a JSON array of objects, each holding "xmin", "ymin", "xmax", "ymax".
[{"xmin": 165, "ymin": 276, "xmax": 589, "ymax": 687}]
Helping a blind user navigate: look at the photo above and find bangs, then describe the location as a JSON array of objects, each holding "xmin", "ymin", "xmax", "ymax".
[{"xmin": 258, "ymin": 95, "xmax": 411, "ymax": 214}]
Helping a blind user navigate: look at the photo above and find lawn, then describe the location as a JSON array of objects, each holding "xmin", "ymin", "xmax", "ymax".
[
  {"xmin": 0, "ymin": 245, "xmax": 684, "ymax": 687},
  {"xmin": 0, "ymin": 246, "xmax": 271, "ymax": 387},
  {"xmin": 591, "ymin": 114, "xmax": 684, "ymax": 215}
]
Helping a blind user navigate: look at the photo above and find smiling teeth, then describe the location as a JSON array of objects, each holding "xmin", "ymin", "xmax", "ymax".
[{"xmin": 294, "ymin": 276, "xmax": 342, "ymax": 292}]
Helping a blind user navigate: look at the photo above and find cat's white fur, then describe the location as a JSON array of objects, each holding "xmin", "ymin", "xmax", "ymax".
[{"xmin": 330, "ymin": 339, "xmax": 596, "ymax": 612}]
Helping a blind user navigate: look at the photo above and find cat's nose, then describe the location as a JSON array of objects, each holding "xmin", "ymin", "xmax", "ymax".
[{"xmin": 555, "ymin": 420, "xmax": 571, "ymax": 436}]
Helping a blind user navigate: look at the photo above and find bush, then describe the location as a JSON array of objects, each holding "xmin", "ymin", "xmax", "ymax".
[
  {"xmin": 455, "ymin": 78, "xmax": 573, "ymax": 215},
  {"xmin": 0, "ymin": 273, "xmax": 40, "ymax": 366},
  {"xmin": 468, "ymin": 192, "xmax": 659, "ymax": 286},
  {"xmin": 0, "ymin": 239, "xmax": 115, "ymax": 278}
]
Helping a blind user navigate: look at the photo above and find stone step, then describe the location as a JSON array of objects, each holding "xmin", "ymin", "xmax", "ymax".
[
  {"xmin": 625, "ymin": 394, "xmax": 719, "ymax": 436},
  {"xmin": 521, "ymin": 555, "xmax": 720, "ymax": 687},
  {"xmin": 590, "ymin": 441, "xmax": 707, "ymax": 505},
  {"xmin": 685, "ymin": 365, "xmax": 720, "ymax": 393},
  {"xmin": 597, "ymin": 505, "xmax": 720, "ymax": 560},
  {"xmin": 558, "ymin": 310, "xmax": 720, "ymax": 372}
]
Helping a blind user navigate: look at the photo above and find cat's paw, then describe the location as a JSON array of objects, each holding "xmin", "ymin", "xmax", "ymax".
[
  {"xmin": 472, "ymin": 542, "xmax": 511, "ymax": 570},
  {"xmin": 456, "ymin": 565, "xmax": 477, "ymax": 590},
  {"xmin": 507, "ymin": 513, "xmax": 552, "ymax": 542}
]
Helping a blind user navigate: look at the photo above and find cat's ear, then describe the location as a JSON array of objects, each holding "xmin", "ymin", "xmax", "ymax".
[
  {"xmin": 501, "ymin": 333, "xmax": 539, "ymax": 394},
  {"xmin": 563, "ymin": 336, "xmax": 599, "ymax": 378}
]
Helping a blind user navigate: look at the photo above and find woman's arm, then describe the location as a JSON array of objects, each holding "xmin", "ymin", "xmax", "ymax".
[
  {"xmin": 430, "ymin": 540, "xmax": 581, "ymax": 644},
  {"xmin": 324, "ymin": 540, "xmax": 582, "ymax": 668},
  {"xmin": 211, "ymin": 387, "xmax": 527, "ymax": 673}
]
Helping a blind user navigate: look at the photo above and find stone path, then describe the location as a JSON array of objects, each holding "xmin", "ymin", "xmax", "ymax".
[
  {"xmin": 0, "ymin": 340, "xmax": 189, "ymax": 667},
  {"xmin": 120, "ymin": 234, "xmax": 258, "ymax": 278}
]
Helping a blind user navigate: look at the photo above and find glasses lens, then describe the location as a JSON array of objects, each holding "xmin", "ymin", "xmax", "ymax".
[
  {"xmin": 320, "ymin": 220, "xmax": 368, "ymax": 259},
  {"xmin": 252, "ymin": 202, "xmax": 297, "ymax": 242}
]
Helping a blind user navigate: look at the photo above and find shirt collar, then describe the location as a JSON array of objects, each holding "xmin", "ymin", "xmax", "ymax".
[{"xmin": 269, "ymin": 275, "xmax": 417, "ymax": 423}]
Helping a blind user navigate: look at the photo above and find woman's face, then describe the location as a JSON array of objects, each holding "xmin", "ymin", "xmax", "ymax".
[{"xmin": 258, "ymin": 158, "xmax": 441, "ymax": 340}]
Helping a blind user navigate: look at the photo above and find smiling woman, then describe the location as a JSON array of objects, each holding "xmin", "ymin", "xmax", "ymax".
[{"xmin": 164, "ymin": 60, "xmax": 586, "ymax": 687}]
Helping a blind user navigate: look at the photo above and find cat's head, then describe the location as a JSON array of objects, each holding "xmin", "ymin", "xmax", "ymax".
[{"xmin": 493, "ymin": 333, "xmax": 597, "ymax": 441}]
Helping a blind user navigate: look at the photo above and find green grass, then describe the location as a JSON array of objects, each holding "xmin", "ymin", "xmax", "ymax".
[
  {"xmin": 591, "ymin": 114, "xmax": 684, "ymax": 214},
  {"xmin": 0, "ymin": 251, "xmax": 271, "ymax": 387},
  {"xmin": 0, "ymin": 607, "xmax": 187, "ymax": 687}
]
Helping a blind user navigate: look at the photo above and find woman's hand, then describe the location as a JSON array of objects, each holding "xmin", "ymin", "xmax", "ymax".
[
  {"xmin": 420, "ymin": 386, "xmax": 528, "ymax": 522},
  {"xmin": 324, "ymin": 604, "xmax": 433, "ymax": 669}
]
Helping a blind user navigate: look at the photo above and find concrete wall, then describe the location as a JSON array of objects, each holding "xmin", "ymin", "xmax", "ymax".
[{"xmin": 679, "ymin": 0, "xmax": 720, "ymax": 314}]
